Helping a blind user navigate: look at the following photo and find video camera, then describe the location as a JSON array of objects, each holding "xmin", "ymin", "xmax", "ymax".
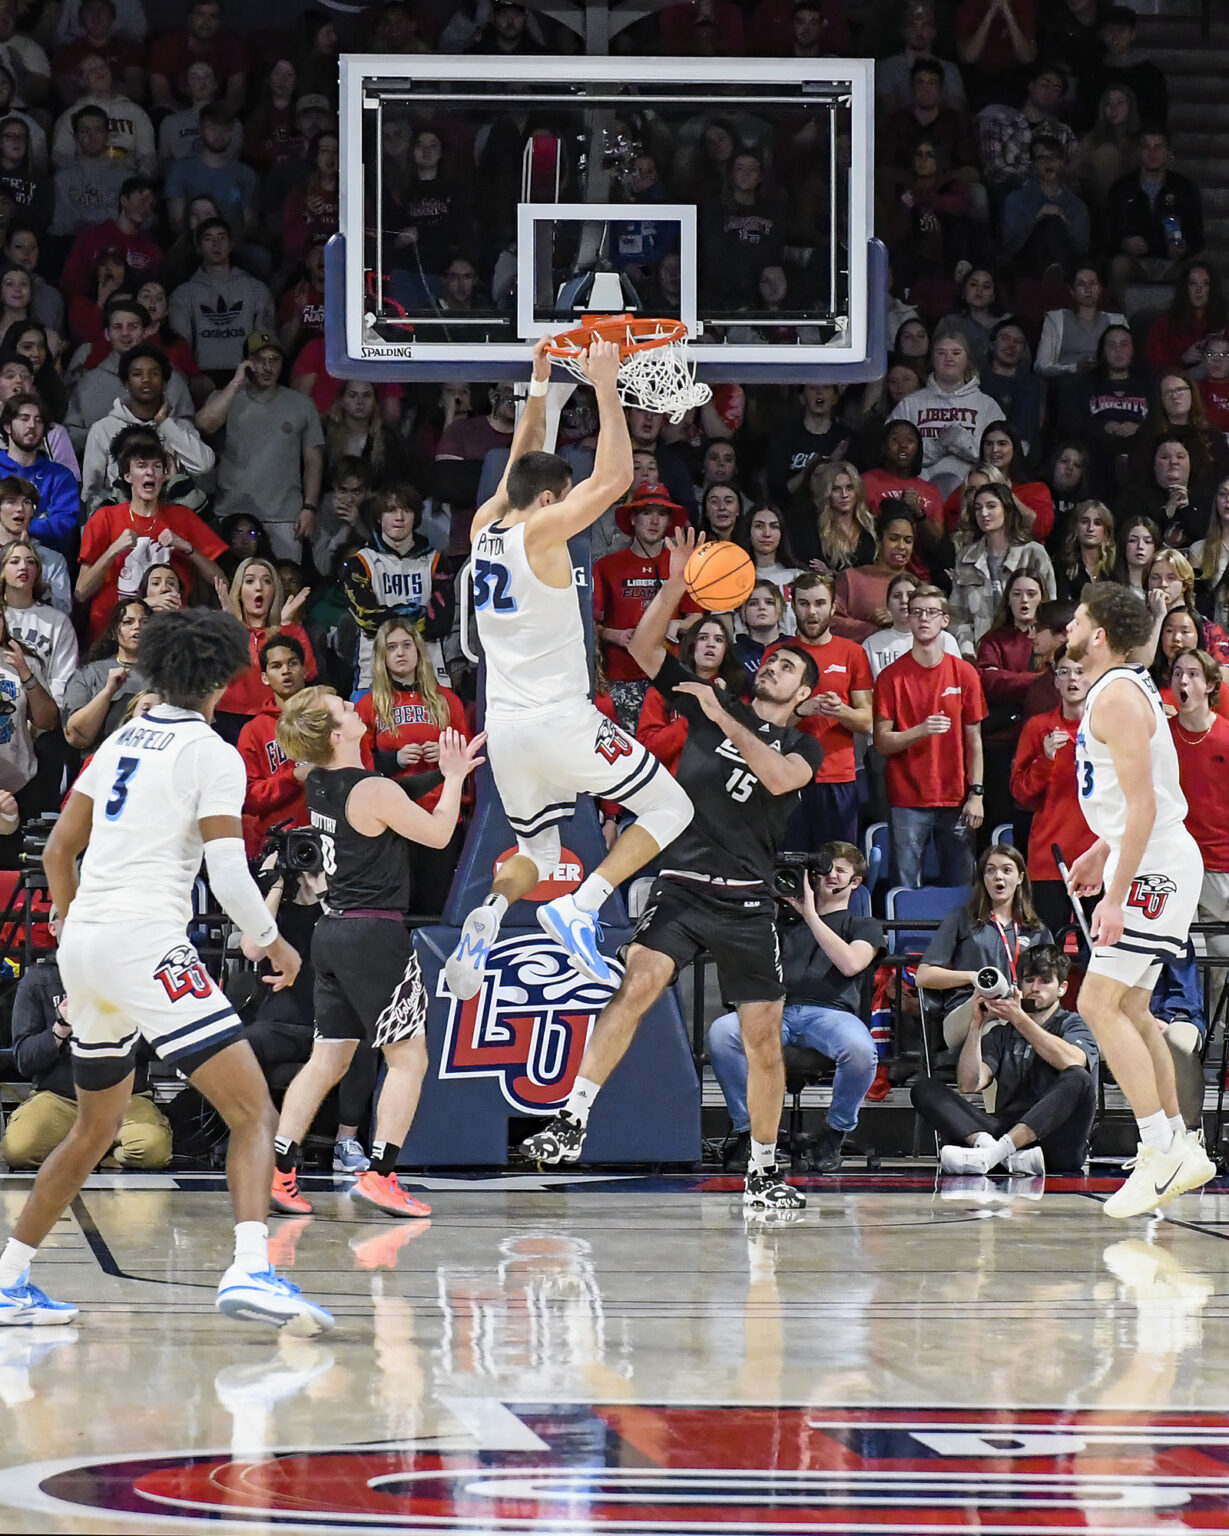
[
  {"xmin": 262, "ymin": 823, "xmax": 324, "ymax": 880},
  {"xmin": 771, "ymin": 847, "xmax": 834, "ymax": 900}
]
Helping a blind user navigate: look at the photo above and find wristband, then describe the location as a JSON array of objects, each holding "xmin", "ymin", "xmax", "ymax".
[
  {"xmin": 967, "ymin": 783, "xmax": 984, "ymax": 796},
  {"xmin": 301, "ymin": 502, "xmax": 317, "ymax": 511},
  {"xmin": 20, "ymin": 675, "xmax": 35, "ymax": 691},
  {"xmin": 528, "ymin": 378, "xmax": 550, "ymax": 397}
]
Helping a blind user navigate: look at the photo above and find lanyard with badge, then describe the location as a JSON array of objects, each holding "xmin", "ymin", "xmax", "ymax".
[{"xmin": 992, "ymin": 915, "xmax": 1019, "ymax": 986}]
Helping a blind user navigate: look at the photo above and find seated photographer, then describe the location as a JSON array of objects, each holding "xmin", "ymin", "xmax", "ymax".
[
  {"xmin": 238, "ymin": 634, "xmax": 309, "ymax": 859},
  {"xmin": 915, "ymin": 842, "xmax": 1052, "ymax": 1051},
  {"xmin": 708, "ymin": 842, "xmax": 885, "ymax": 1174},
  {"xmin": 1, "ymin": 907, "xmax": 172, "ymax": 1170},
  {"xmin": 911, "ymin": 945, "xmax": 1099, "ymax": 1177},
  {"xmin": 242, "ymin": 852, "xmax": 378, "ymax": 1177}
]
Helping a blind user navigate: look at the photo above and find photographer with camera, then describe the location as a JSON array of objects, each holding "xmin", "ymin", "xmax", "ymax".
[
  {"xmin": 1, "ymin": 905, "xmax": 172, "ymax": 1170},
  {"xmin": 237, "ymin": 634, "xmax": 310, "ymax": 858},
  {"xmin": 911, "ymin": 944, "xmax": 1099, "ymax": 1177},
  {"xmin": 708, "ymin": 842, "xmax": 885, "ymax": 1174},
  {"xmin": 915, "ymin": 842, "xmax": 1053, "ymax": 1050}
]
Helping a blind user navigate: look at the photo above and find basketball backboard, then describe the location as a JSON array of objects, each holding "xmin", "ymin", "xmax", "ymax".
[{"xmin": 327, "ymin": 54, "xmax": 887, "ymax": 385}]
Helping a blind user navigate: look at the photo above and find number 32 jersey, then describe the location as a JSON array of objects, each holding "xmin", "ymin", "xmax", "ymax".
[
  {"xmin": 1075, "ymin": 665, "xmax": 1188, "ymax": 847},
  {"xmin": 71, "ymin": 705, "xmax": 248, "ymax": 931},
  {"xmin": 472, "ymin": 519, "xmax": 590, "ymax": 720}
]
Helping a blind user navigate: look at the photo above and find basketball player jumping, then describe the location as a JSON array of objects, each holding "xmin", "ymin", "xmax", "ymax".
[
  {"xmin": 1065, "ymin": 582, "xmax": 1216, "ymax": 1216},
  {"xmin": 519, "ymin": 528, "xmax": 824, "ymax": 1210},
  {"xmin": 445, "ymin": 337, "xmax": 694, "ymax": 999},
  {"xmin": 0, "ymin": 611, "xmax": 332, "ymax": 1333}
]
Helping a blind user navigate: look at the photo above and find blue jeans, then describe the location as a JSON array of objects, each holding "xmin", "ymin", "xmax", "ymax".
[
  {"xmin": 889, "ymin": 806, "xmax": 974, "ymax": 889},
  {"xmin": 1150, "ymin": 940, "xmax": 1206, "ymax": 1039},
  {"xmin": 785, "ymin": 779, "xmax": 860, "ymax": 852},
  {"xmin": 708, "ymin": 1002, "xmax": 878, "ymax": 1135}
]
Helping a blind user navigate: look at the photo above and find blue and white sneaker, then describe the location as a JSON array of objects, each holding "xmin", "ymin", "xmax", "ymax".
[
  {"xmin": 0, "ymin": 1275, "xmax": 78, "ymax": 1326},
  {"xmin": 444, "ymin": 905, "xmax": 502, "ymax": 1000},
  {"xmin": 332, "ymin": 1138, "xmax": 370, "ymax": 1174},
  {"xmin": 216, "ymin": 1266, "xmax": 334, "ymax": 1337},
  {"xmin": 537, "ymin": 894, "xmax": 613, "ymax": 986}
]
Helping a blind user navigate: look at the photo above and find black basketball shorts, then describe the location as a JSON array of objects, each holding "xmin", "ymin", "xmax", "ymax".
[
  {"xmin": 312, "ymin": 915, "xmax": 427, "ymax": 1049},
  {"xmin": 628, "ymin": 877, "xmax": 785, "ymax": 1005}
]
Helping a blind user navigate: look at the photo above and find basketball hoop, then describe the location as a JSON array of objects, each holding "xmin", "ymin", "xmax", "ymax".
[{"xmin": 542, "ymin": 314, "xmax": 712, "ymax": 424}]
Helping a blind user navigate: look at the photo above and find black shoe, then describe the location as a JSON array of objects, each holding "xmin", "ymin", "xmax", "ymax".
[
  {"xmin": 811, "ymin": 1123, "xmax": 845, "ymax": 1174},
  {"xmin": 722, "ymin": 1130, "xmax": 751, "ymax": 1173},
  {"xmin": 743, "ymin": 1165, "xmax": 806, "ymax": 1210},
  {"xmin": 516, "ymin": 1110, "xmax": 586, "ymax": 1166}
]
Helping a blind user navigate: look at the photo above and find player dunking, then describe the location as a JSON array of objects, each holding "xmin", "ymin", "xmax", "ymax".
[
  {"xmin": 0, "ymin": 612, "xmax": 331, "ymax": 1333},
  {"xmin": 1065, "ymin": 582, "xmax": 1216, "ymax": 1216},
  {"xmin": 519, "ymin": 529, "xmax": 824, "ymax": 1209},
  {"xmin": 445, "ymin": 337, "xmax": 693, "ymax": 999}
]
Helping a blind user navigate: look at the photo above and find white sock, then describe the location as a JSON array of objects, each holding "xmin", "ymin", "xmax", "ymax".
[
  {"xmin": 482, "ymin": 894, "xmax": 508, "ymax": 923},
  {"xmin": 573, "ymin": 874, "xmax": 613, "ymax": 915},
  {"xmin": 0, "ymin": 1238, "xmax": 36, "ymax": 1290},
  {"xmin": 749, "ymin": 1136, "xmax": 777, "ymax": 1174},
  {"xmin": 982, "ymin": 1134, "xmax": 1014, "ymax": 1172},
  {"xmin": 1167, "ymin": 1113, "xmax": 1187, "ymax": 1140},
  {"xmin": 564, "ymin": 1075, "xmax": 600, "ymax": 1126},
  {"xmin": 1137, "ymin": 1110, "xmax": 1173, "ymax": 1153},
  {"xmin": 233, "ymin": 1221, "xmax": 269, "ymax": 1272},
  {"xmin": 972, "ymin": 1132, "xmax": 997, "ymax": 1150}
]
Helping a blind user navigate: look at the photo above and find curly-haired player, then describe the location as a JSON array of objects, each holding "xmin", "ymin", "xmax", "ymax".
[{"xmin": 0, "ymin": 610, "xmax": 333, "ymax": 1334}]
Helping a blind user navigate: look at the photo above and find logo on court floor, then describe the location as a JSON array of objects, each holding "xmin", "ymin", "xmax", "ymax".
[
  {"xmin": 437, "ymin": 933, "xmax": 620, "ymax": 1112},
  {"xmin": 12, "ymin": 1404, "xmax": 1229, "ymax": 1531}
]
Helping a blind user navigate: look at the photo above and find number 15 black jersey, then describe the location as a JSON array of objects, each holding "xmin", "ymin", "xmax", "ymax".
[{"xmin": 650, "ymin": 654, "xmax": 824, "ymax": 888}]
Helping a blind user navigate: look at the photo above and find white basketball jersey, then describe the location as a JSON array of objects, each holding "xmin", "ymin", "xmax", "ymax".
[
  {"xmin": 471, "ymin": 518, "xmax": 589, "ymax": 720},
  {"xmin": 69, "ymin": 705, "xmax": 248, "ymax": 930},
  {"xmin": 1075, "ymin": 665, "xmax": 1188, "ymax": 846}
]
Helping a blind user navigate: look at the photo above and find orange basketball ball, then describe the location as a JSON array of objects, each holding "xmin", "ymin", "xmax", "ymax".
[{"xmin": 684, "ymin": 541, "xmax": 756, "ymax": 612}]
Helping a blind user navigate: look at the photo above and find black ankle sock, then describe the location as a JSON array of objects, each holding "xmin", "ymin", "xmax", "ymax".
[
  {"xmin": 370, "ymin": 1140, "xmax": 401, "ymax": 1175},
  {"xmin": 274, "ymin": 1137, "xmax": 300, "ymax": 1175}
]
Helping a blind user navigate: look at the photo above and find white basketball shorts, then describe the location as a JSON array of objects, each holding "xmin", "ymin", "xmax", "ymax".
[
  {"xmin": 58, "ymin": 920, "xmax": 243, "ymax": 1091},
  {"xmin": 485, "ymin": 701, "xmax": 670, "ymax": 838},
  {"xmin": 1086, "ymin": 829, "xmax": 1204, "ymax": 990}
]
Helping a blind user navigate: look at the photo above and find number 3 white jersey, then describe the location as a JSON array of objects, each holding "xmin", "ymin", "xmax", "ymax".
[
  {"xmin": 1075, "ymin": 665, "xmax": 1188, "ymax": 847},
  {"xmin": 472, "ymin": 518, "xmax": 590, "ymax": 721},
  {"xmin": 69, "ymin": 705, "xmax": 247, "ymax": 931}
]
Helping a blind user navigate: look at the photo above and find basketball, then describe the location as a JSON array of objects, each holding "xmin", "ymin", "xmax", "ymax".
[{"xmin": 684, "ymin": 542, "xmax": 756, "ymax": 612}]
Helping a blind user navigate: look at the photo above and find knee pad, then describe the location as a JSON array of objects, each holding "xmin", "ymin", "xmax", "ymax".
[
  {"xmin": 1166, "ymin": 1018, "xmax": 1202, "ymax": 1056},
  {"xmin": 624, "ymin": 762, "xmax": 693, "ymax": 853},
  {"xmin": 516, "ymin": 825, "xmax": 561, "ymax": 882}
]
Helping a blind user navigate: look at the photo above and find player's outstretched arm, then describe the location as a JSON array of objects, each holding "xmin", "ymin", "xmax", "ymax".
[
  {"xmin": 628, "ymin": 525, "xmax": 701, "ymax": 680},
  {"xmin": 524, "ymin": 338, "xmax": 633, "ymax": 549},
  {"xmin": 43, "ymin": 790, "xmax": 93, "ymax": 919},
  {"xmin": 349, "ymin": 730, "xmax": 486, "ymax": 850},
  {"xmin": 475, "ymin": 339, "xmax": 552, "ymax": 530}
]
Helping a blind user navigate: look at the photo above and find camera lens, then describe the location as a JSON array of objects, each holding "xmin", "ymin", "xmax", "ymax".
[{"xmin": 773, "ymin": 868, "xmax": 802, "ymax": 898}]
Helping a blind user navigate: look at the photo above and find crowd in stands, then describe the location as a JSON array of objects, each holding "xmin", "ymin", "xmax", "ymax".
[{"xmin": 0, "ymin": 0, "xmax": 1220, "ymax": 1173}]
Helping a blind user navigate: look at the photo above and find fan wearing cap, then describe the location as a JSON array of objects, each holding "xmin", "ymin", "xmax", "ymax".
[
  {"xmin": 197, "ymin": 331, "xmax": 324, "ymax": 563},
  {"xmin": 593, "ymin": 481, "xmax": 694, "ymax": 730}
]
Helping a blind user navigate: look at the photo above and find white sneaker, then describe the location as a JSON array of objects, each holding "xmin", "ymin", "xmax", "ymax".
[
  {"xmin": 538, "ymin": 894, "xmax": 614, "ymax": 986},
  {"xmin": 444, "ymin": 906, "xmax": 501, "ymax": 1000},
  {"xmin": 0, "ymin": 1275, "xmax": 77, "ymax": 1326},
  {"xmin": 1170, "ymin": 1129, "xmax": 1217, "ymax": 1198},
  {"xmin": 937, "ymin": 1176, "xmax": 1000, "ymax": 1205},
  {"xmin": 939, "ymin": 1142, "xmax": 993, "ymax": 1175},
  {"xmin": 1005, "ymin": 1146, "xmax": 1045, "ymax": 1178},
  {"xmin": 216, "ymin": 1265, "xmax": 334, "ymax": 1336},
  {"xmin": 1103, "ymin": 1140, "xmax": 1187, "ymax": 1219}
]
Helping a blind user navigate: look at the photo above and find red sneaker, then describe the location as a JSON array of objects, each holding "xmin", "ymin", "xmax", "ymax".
[
  {"xmin": 352, "ymin": 1170, "xmax": 431, "ymax": 1218},
  {"xmin": 271, "ymin": 1168, "xmax": 313, "ymax": 1216},
  {"xmin": 864, "ymin": 1062, "xmax": 891, "ymax": 1102}
]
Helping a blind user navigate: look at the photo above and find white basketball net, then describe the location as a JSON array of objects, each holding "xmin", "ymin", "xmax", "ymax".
[{"xmin": 552, "ymin": 323, "xmax": 712, "ymax": 424}]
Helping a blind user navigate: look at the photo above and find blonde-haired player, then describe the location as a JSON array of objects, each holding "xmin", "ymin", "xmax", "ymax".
[
  {"xmin": 267, "ymin": 685, "xmax": 484, "ymax": 1218},
  {"xmin": 445, "ymin": 337, "xmax": 694, "ymax": 1000}
]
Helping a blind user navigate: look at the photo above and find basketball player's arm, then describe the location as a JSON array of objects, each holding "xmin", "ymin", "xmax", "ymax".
[
  {"xmin": 199, "ymin": 816, "xmax": 300, "ymax": 990},
  {"xmin": 675, "ymin": 684, "xmax": 814, "ymax": 796},
  {"xmin": 474, "ymin": 339, "xmax": 552, "ymax": 529},
  {"xmin": 42, "ymin": 789, "xmax": 92, "ymax": 919},
  {"xmin": 523, "ymin": 340, "xmax": 633, "ymax": 547},
  {"xmin": 347, "ymin": 729, "xmax": 486, "ymax": 850},
  {"xmin": 1092, "ymin": 683, "xmax": 1159, "ymax": 944}
]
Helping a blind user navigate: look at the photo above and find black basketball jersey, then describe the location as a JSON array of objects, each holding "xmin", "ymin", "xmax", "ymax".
[
  {"xmin": 306, "ymin": 766, "xmax": 411, "ymax": 913},
  {"xmin": 649, "ymin": 654, "xmax": 823, "ymax": 888}
]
